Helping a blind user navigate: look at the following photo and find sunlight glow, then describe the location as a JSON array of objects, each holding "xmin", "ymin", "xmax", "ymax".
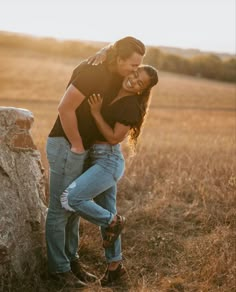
[{"xmin": 0, "ymin": 0, "xmax": 235, "ymax": 54}]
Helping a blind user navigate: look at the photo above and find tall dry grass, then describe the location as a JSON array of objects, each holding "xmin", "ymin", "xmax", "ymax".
[{"xmin": 0, "ymin": 45, "xmax": 235, "ymax": 291}]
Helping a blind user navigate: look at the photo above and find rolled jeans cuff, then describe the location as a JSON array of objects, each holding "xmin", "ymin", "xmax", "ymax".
[{"xmin": 106, "ymin": 254, "xmax": 123, "ymax": 263}]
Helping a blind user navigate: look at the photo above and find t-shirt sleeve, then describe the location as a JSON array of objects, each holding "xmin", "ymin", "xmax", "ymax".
[
  {"xmin": 70, "ymin": 63, "xmax": 108, "ymax": 97},
  {"xmin": 115, "ymin": 100, "xmax": 141, "ymax": 127}
]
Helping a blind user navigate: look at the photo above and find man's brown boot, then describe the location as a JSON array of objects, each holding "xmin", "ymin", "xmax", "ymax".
[
  {"xmin": 71, "ymin": 259, "xmax": 98, "ymax": 283},
  {"xmin": 50, "ymin": 270, "xmax": 87, "ymax": 288}
]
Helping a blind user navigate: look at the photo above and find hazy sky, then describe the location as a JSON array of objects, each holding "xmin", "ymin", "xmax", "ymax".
[{"xmin": 0, "ymin": 0, "xmax": 235, "ymax": 54}]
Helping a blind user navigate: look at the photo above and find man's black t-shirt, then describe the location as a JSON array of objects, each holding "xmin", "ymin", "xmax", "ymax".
[
  {"xmin": 49, "ymin": 61, "xmax": 142, "ymax": 148},
  {"xmin": 49, "ymin": 61, "xmax": 123, "ymax": 149}
]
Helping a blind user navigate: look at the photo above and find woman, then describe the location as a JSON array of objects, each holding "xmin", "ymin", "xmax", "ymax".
[{"xmin": 60, "ymin": 65, "xmax": 158, "ymax": 286}]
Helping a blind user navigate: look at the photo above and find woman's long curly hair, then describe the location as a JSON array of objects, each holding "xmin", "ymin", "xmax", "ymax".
[{"xmin": 128, "ymin": 65, "xmax": 158, "ymax": 150}]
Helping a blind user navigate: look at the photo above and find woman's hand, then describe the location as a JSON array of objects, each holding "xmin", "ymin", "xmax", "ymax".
[
  {"xmin": 88, "ymin": 94, "xmax": 103, "ymax": 116},
  {"xmin": 87, "ymin": 48, "xmax": 107, "ymax": 66}
]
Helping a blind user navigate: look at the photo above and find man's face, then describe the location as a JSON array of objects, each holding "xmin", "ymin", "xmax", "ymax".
[{"xmin": 116, "ymin": 52, "xmax": 143, "ymax": 77}]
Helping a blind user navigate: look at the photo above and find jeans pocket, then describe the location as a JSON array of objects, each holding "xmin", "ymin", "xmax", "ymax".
[
  {"xmin": 47, "ymin": 137, "xmax": 70, "ymax": 176},
  {"xmin": 113, "ymin": 157, "xmax": 125, "ymax": 181},
  {"xmin": 65, "ymin": 149, "xmax": 88, "ymax": 178},
  {"xmin": 46, "ymin": 138, "xmax": 63, "ymax": 164}
]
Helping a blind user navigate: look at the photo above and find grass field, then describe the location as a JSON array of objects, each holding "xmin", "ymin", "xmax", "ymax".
[{"xmin": 0, "ymin": 45, "xmax": 235, "ymax": 291}]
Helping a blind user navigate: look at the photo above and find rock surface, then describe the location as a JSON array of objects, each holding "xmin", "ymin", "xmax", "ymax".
[{"xmin": 0, "ymin": 107, "xmax": 47, "ymax": 290}]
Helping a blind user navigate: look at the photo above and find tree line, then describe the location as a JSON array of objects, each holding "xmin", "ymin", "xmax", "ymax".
[
  {"xmin": 1, "ymin": 32, "xmax": 235, "ymax": 83},
  {"xmin": 144, "ymin": 47, "xmax": 236, "ymax": 83}
]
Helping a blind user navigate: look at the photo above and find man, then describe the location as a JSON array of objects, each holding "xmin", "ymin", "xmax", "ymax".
[{"xmin": 46, "ymin": 36, "xmax": 146, "ymax": 288}]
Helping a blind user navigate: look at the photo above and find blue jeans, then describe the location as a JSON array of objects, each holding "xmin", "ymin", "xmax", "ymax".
[
  {"xmin": 66, "ymin": 143, "xmax": 125, "ymax": 263},
  {"xmin": 46, "ymin": 137, "xmax": 88, "ymax": 273},
  {"xmin": 46, "ymin": 138, "xmax": 125, "ymax": 273}
]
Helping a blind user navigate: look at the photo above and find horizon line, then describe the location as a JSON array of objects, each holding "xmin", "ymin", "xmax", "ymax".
[{"xmin": 0, "ymin": 29, "xmax": 235, "ymax": 56}]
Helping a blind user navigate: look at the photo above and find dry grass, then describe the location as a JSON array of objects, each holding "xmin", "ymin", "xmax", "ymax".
[{"xmin": 0, "ymin": 45, "xmax": 235, "ymax": 291}]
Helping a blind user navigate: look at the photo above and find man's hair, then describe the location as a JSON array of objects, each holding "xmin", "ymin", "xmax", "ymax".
[{"xmin": 106, "ymin": 36, "xmax": 146, "ymax": 66}]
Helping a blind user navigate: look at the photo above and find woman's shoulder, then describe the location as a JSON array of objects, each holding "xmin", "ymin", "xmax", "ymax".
[
  {"xmin": 113, "ymin": 95, "xmax": 141, "ymax": 126},
  {"xmin": 118, "ymin": 95, "xmax": 140, "ymax": 109}
]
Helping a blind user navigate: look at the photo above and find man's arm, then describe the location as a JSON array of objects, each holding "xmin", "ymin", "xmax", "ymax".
[{"xmin": 58, "ymin": 84, "xmax": 86, "ymax": 153}]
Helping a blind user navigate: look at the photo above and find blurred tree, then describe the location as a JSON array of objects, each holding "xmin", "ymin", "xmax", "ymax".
[
  {"xmin": 144, "ymin": 47, "xmax": 164, "ymax": 69},
  {"xmin": 1, "ymin": 32, "xmax": 235, "ymax": 82}
]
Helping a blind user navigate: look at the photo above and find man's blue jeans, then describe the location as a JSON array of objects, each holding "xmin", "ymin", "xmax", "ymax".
[
  {"xmin": 46, "ymin": 137, "xmax": 125, "ymax": 273},
  {"xmin": 46, "ymin": 137, "xmax": 88, "ymax": 273}
]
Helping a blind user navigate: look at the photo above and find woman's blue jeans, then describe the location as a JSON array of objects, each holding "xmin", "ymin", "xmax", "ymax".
[
  {"xmin": 46, "ymin": 137, "xmax": 125, "ymax": 273},
  {"xmin": 66, "ymin": 143, "xmax": 125, "ymax": 264}
]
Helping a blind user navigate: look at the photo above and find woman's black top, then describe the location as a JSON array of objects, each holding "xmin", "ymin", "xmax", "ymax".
[
  {"xmin": 49, "ymin": 61, "xmax": 141, "ymax": 148},
  {"xmin": 96, "ymin": 95, "xmax": 142, "ymax": 142}
]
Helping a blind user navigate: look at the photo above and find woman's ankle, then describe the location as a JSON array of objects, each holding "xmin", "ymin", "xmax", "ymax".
[
  {"xmin": 109, "ymin": 215, "xmax": 118, "ymax": 228},
  {"xmin": 108, "ymin": 261, "xmax": 122, "ymax": 271}
]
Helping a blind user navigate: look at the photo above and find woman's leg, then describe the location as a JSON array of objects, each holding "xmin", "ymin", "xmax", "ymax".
[
  {"xmin": 67, "ymin": 163, "xmax": 117, "ymax": 226},
  {"xmin": 94, "ymin": 186, "xmax": 127, "ymax": 287},
  {"xmin": 65, "ymin": 145, "xmax": 125, "ymax": 228},
  {"xmin": 94, "ymin": 185, "xmax": 122, "ymax": 263}
]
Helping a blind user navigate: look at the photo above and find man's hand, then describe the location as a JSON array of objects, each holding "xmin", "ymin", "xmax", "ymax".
[
  {"xmin": 70, "ymin": 145, "xmax": 85, "ymax": 154},
  {"xmin": 88, "ymin": 93, "xmax": 103, "ymax": 116},
  {"xmin": 87, "ymin": 48, "xmax": 107, "ymax": 65}
]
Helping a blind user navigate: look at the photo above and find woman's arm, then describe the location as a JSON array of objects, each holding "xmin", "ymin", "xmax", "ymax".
[
  {"xmin": 88, "ymin": 94, "xmax": 130, "ymax": 144},
  {"xmin": 58, "ymin": 84, "xmax": 86, "ymax": 153},
  {"xmin": 87, "ymin": 45, "xmax": 111, "ymax": 65}
]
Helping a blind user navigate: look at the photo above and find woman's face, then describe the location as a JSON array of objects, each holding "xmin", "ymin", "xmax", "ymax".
[
  {"xmin": 122, "ymin": 68, "xmax": 150, "ymax": 94},
  {"xmin": 116, "ymin": 52, "xmax": 143, "ymax": 77}
]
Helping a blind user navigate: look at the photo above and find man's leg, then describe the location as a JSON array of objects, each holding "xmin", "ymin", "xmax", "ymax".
[
  {"xmin": 65, "ymin": 213, "xmax": 80, "ymax": 261},
  {"xmin": 46, "ymin": 207, "xmax": 71, "ymax": 273},
  {"xmin": 46, "ymin": 161, "xmax": 87, "ymax": 288},
  {"xmin": 63, "ymin": 151, "xmax": 89, "ymax": 263},
  {"xmin": 45, "ymin": 137, "xmax": 87, "ymax": 273}
]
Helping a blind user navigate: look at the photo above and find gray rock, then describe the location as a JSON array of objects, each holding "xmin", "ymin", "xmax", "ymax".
[{"xmin": 0, "ymin": 107, "xmax": 47, "ymax": 290}]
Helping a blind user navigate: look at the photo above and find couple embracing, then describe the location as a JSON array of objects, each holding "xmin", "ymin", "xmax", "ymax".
[{"xmin": 46, "ymin": 36, "xmax": 158, "ymax": 289}]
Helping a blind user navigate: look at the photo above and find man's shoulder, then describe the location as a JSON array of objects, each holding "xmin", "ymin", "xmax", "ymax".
[
  {"xmin": 70, "ymin": 61, "xmax": 114, "ymax": 95},
  {"xmin": 73, "ymin": 61, "xmax": 110, "ymax": 77}
]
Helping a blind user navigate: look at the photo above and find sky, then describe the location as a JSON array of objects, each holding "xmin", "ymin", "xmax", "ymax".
[{"xmin": 0, "ymin": 0, "xmax": 235, "ymax": 54}]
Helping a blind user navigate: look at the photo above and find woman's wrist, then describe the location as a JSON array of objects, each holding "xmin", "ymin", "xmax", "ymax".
[{"xmin": 91, "ymin": 110, "xmax": 101, "ymax": 118}]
